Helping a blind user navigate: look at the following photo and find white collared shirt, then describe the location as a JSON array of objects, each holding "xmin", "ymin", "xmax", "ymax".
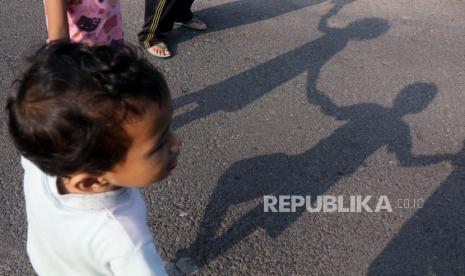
[{"xmin": 21, "ymin": 157, "xmax": 167, "ymax": 276}]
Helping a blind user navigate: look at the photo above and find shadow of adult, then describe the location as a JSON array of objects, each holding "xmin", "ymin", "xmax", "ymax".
[
  {"xmin": 172, "ymin": 0, "xmax": 389, "ymax": 129},
  {"xmin": 179, "ymin": 82, "xmax": 445, "ymax": 267},
  {"xmin": 368, "ymin": 143, "xmax": 465, "ymax": 275},
  {"xmin": 196, "ymin": 0, "xmax": 326, "ymax": 33},
  {"xmin": 167, "ymin": 0, "xmax": 325, "ymax": 48}
]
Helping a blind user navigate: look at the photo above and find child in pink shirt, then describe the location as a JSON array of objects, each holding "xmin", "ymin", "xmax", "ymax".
[{"xmin": 43, "ymin": 0, "xmax": 124, "ymax": 45}]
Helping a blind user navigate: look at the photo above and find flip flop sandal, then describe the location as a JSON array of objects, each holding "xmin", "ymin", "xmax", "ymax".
[
  {"xmin": 175, "ymin": 18, "xmax": 207, "ymax": 31},
  {"xmin": 147, "ymin": 43, "xmax": 171, "ymax": 59}
]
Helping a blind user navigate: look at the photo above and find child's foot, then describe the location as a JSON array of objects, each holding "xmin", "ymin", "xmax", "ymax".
[
  {"xmin": 147, "ymin": 42, "xmax": 171, "ymax": 59},
  {"xmin": 175, "ymin": 18, "xmax": 207, "ymax": 31}
]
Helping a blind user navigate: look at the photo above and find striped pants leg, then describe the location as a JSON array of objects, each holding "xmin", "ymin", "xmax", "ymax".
[{"xmin": 138, "ymin": 0, "xmax": 195, "ymax": 49}]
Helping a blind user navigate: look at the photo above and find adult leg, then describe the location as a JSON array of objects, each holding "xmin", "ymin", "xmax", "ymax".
[
  {"xmin": 138, "ymin": 0, "xmax": 186, "ymax": 49},
  {"xmin": 174, "ymin": 0, "xmax": 207, "ymax": 31},
  {"xmin": 174, "ymin": 0, "xmax": 195, "ymax": 22}
]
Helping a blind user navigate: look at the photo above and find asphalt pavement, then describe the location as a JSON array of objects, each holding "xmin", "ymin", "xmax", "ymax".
[{"xmin": 1, "ymin": 0, "xmax": 465, "ymax": 275}]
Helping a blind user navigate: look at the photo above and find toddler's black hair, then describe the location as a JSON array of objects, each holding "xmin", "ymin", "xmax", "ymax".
[{"xmin": 6, "ymin": 42, "xmax": 170, "ymax": 176}]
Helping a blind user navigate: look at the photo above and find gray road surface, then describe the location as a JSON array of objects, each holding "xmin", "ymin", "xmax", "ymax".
[{"xmin": 1, "ymin": 0, "xmax": 465, "ymax": 275}]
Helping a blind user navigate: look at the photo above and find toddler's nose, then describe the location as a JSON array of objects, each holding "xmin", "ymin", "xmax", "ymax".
[{"xmin": 170, "ymin": 132, "xmax": 182, "ymax": 156}]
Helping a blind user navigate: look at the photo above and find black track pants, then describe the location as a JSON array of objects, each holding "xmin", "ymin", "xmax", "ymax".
[{"xmin": 138, "ymin": 0, "xmax": 195, "ymax": 48}]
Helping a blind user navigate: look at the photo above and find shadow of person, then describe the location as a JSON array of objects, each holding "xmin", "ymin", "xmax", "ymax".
[
  {"xmin": 166, "ymin": 0, "xmax": 325, "ymax": 51},
  {"xmin": 172, "ymin": 0, "xmax": 389, "ymax": 129},
  {"xmin": 368, "ymin": 142, "xmax": 465, "ymax": 275},
  {"xmin": 192, "ymin": 0, "xmax": 326, "ymax": 33},
  {"xmin": 177, "ymin": 82, "xmax": 446, "ymax": 268}
]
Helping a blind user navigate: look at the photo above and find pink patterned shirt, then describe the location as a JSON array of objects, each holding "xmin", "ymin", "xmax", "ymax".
[{"xmin": 45, "ymin": 0, "xmax": 124, "ymax": 46}]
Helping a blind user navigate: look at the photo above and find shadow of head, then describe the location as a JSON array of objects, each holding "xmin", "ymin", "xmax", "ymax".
[
  {"xmin": 393, "ymin": 82, "xmax": 438, "ymax": 115},
  {"xmin": 345, "ymin": 17, "xmax": 390, "ymax": 41}
]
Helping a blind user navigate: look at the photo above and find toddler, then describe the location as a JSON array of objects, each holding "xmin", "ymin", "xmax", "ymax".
[{"xmin": 6, "ymin": 42, "xmax": 181, "ymax": 275}]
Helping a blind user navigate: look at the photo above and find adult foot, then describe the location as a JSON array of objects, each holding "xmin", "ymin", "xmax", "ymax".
[
  {"xmin": 175, "ymin": 18, "xmax": 207, "ymax": 31},
  {"xmin": 147, "ymin": 42, "xmax": 171, "ymax": 59}
]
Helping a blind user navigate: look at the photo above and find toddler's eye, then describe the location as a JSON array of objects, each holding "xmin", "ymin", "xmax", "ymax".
[{"xmin": 155, "ymin": 139, "xmax": 167, "ymax": 152}]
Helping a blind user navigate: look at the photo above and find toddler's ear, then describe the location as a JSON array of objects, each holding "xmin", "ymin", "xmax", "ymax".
[{"xmin": 65, "ymin": 173, "xmax": 112, "ymax": 194}]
